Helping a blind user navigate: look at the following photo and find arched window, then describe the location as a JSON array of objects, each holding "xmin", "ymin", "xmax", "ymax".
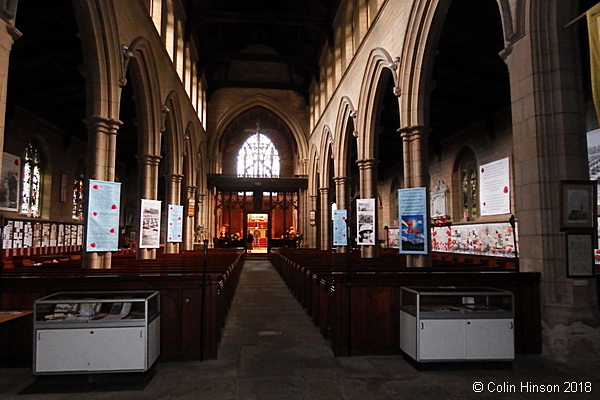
[
  {"xmin": 237, "ymin": 133, "xmax": 280, "ymax": 178},
  {"xmin": 72, "ymin": 163, "xmax": 85, "ymax": 220},
  {"xmin": 21, "ymin": 143, "xmax": 42, "ymax": 217},
  {"xmin": 456, "ymin": 148, "xmax": 478, "ymax": 221}
]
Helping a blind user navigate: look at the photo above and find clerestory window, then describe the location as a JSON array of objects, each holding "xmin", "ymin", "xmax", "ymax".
[{"xmin": 237, "ymin": 133, "xmax": 280, "ymax": 178}]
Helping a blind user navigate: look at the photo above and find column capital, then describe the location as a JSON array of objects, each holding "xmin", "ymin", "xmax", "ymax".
[
  {"xmin": 138, "ymin": 153, "xmax": 162, "ymax": 167},
  {"xmin": 333, "ymin": 176, "xmax": 347, "ymax": 185},
  {"xmin": 397, "ymin": 125, "xmax": 430, "ymax": 139},
  {"xmin": 84, "ymin": 115, "xmax": 123, "ymax": 134},
  {"xmin": 165, "ymin": 173, "xmax": 184, "ymax": 183},
  {"xmin": 356, "ymin": 158, "xmax": 379, "ymax": 169},
  {"xmin": 318, "ymin": 187, "xmax": 329, "ymax": 194}
]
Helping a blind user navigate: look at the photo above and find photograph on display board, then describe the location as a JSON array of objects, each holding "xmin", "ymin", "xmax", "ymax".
[
  {"xmin": 400, "ymin": 215, "xmax": 425, "ymax": 252},
  {"xmin": 140, "ymin": 199, "xmax": 161, "ymax": 248},
  {"xmin": 356, "ymin": 199, "xmax": 375, "ymax": 245}
]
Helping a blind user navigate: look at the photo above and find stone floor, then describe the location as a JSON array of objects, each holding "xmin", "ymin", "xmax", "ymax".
[{"xmin": 1, "ymin": 257, "xmax": 599, "ymax": 399}]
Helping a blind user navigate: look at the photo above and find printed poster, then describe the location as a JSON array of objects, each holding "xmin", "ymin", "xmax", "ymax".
[
  {"xmin": 479, "ymin": 157, "xmax": 510, "ymax": 216},
  {"xmin": 0, "ymin": 152, "xmax": 21, "ymax": 211},
  {"xmin": 140, "ymin": 199, "xmax": 161, "ymax": 248},
  {"xmin": 167, "ymin": 204, "xmax": 184, "ymax": 243},
  {"xmin": 356, "ymin": 199, "xmax": 375, "ymax": 245},
  {"xmin": 398, "ymin": 187, "xmax": 428, "ymax": 254},
  {"xmin": 333, "ymin": 209, "xmax": 348, "ymax": 246},
  {"xmin": 86, "ymin": 179, "xmax": 121, "ymax": 252}
]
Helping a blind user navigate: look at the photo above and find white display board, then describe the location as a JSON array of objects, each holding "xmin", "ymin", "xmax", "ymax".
[
  {"xmin": 86, "ymin": 180, "xmax": 121, "ymax": 252},
  {"xmin": 167, "ymin": 204, "xmax": 184, "ymax": 243},
  {"xmin": 333, "ymin": 209, "xmax": 348, "ymax": 246},
  {"xmin": 479, "ymin": 157, "xmax": 510, "ymax": 216}
]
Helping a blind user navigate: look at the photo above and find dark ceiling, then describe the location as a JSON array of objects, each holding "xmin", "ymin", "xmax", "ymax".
[{"xmin": 184, "ymin": 0, "xmax": 340, "ymax": 101}]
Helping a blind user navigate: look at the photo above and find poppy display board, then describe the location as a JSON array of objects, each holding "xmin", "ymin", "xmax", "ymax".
[
  {"xmin": 85, "ymin": 180, "xmax": 121, "ymax": 252},
  {"xmin": 333, "ymin": 209, "xmax": 347, "ymax": 246},
  {"xmin": 167, "ymin": 204, "xmax": 184, "ymax": 243},
  {"xmin": 479, "ymin": 157, "xmax": 511, "ymax": 216}
]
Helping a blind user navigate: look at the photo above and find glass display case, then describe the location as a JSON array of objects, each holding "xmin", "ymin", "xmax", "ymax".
[
  {"xmin": 400, "ymin": 286, "xmax": 514, "ymax": 362},
  {"xmin": 33, "ymin": 291, "xmax": 160, "ymax": 374}
]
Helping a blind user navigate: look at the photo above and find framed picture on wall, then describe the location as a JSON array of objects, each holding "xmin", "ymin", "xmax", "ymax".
[
  {"xmin": 560, "ymin": 180, "xmax": 597, "ymax": 231},
  {"xmin": 566, "ymin": 232, "xmax": 595, "ymax": 278}
]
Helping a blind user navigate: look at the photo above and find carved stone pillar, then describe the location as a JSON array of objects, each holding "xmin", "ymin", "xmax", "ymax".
[
  {"xmin": 318, "ymin": 188, "xmax": 330, "ymax": 250},
  {"xmin": 357, "ymin": 159, "xmax": 378, "ymax": 258},
  {"xmin": 83, "ymin": 116, "xmax": 122, "ymax": 269},
  {"xmin": 137, "ymin": 154, "xmax": 161, "ymax": 259},
  {"xmin": 0, "ymin": 14, "xmax": 21, "ymax": 160},
  {"xmin": 308, "ymin": 194, "xmax": 318, "ymax": 248},
  {"xmin": 164, "ymin": 173, "xmax": 183, "ymax": 254},
  {"xmin": 334, "ymin": 177, "xmax": 348, "ymax": 253},
  {"xmin": 399, "ymin": 125, "xmax": 431, "ymax": 268},
  {"xmin": 183, "ymin": 185, "xmax": 196, "ymax": 251}
]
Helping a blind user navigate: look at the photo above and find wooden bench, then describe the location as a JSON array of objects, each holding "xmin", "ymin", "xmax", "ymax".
[
  {"xmin": 0, "ymin": 248, "xmax": 245, "ymax": 366},
  {"xmin": 270, "ymin": 249, "xmax": 541, "ymax": 357}
]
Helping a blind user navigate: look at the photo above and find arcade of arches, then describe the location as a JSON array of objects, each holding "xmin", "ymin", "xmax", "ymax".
[{"xmin": 0, "ymin": 0, "xmax": 599, "ymax": 359}]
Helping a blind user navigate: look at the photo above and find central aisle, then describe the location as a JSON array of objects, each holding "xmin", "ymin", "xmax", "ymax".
[{"xmin": 166, "ymin": 258, "xmax": 401, "ymax": 399}]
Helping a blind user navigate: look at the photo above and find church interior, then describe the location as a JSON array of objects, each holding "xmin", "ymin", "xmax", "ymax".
[{"xmin": 0, "ymin": 0, "xmax": 599, "ymax": 395}]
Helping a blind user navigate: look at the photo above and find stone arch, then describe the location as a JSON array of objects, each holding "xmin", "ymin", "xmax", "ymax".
[
  {"xmin": 318, "ymin": 126, "xmax": 334, "ymax": 189},
  {"xmin": 334, "ymin": 96, "xmax": 358, "ymax": 178},
  {"xmin": 208, "ymin": 94, "xmax": 308, "ymax": 174},
  {"xmin": 72, "ymin": 1, "xmax": 122, "ymax": 120},
  {"xmin": 162, "ymin": 90, "xmax": 184, "ymax": 177},
  {"xmin": 127, "ymin": 37, "xmax": 163, "ymax": 157},
  {"xmin": 356, "ymin": 47, "xmax": 399, "ymax": 161}
]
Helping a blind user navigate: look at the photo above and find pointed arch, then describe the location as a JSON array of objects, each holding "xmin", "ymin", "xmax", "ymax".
[
  {"xmin": 127, "ymin": 36, "xmax": 163, "ymax": 157},
  {"xmin": 334, "ymin": 96, "xmax": 358, "ymax": 178},
  {"xmin": 162, "ymin": 90, "xmax": 184, "ymax": 176},
  {"xmin": 318, "ymin": 126, "xmax": 334, "ymax": 188},
  {"xmin": 208, "ymin": 94, "xmax": 308, "ymax": 174},
  {"xmin": 73, "ymin": 0, "xmax": 122, "ymax": 120},
  {"xmin": 356, "ymin": 47, "xmax": 399, "ymax": 161}
]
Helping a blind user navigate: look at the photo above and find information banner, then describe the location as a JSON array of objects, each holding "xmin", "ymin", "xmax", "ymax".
[
  {"xmin": 398, "ymin": 188, "xmax": 428, "ymax": 254},
  {"xmin": 167, "ymin": 204, "xmax": 184, "ymax": 243},
  {"xmin": 333, "ymin": 209, "xmax": 348, "ymax": 246},
  {"xmin": 140, "ymin": 199, "xmax": 162, "ymax": 248},
  {"xmin": 356, "ymin": 199, "xmax": 375, "ymax": 245},
  {"xmin": 479, "ymin": 157, "xmax": 510, "ymax": 216},
  {"xmin": 86, "ymin": 180, "xmax": 121, "ymax": 252}
]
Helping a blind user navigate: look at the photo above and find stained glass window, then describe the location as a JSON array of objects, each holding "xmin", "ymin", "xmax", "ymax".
[
  {"xmin": 72, "ymin": 169, "xmax": 85, "ymax": 220},
  {"xmin": 21, "ymin": 143, "xmax": 41, "ymax": 217},
  {"xmin": 459, "ymin": 150, "xmax": 478, "ymax": 221},
  {"xmin": 237, "ymin": 133, "xmax": 280, "ymax": 178}
]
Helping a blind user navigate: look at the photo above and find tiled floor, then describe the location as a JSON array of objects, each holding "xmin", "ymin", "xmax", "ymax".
[{"xmin": 1, "ymin": 257, "xmax": 599, "ymax": 399}]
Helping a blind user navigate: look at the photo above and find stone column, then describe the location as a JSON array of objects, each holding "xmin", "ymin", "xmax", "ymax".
[
  {"xmin": 84, "ymin": 116, "xmax": 122, "ymax": 269},
  {"xmin": 182, "ymin": 185, "xmax": 196, "ymax": 251},
  {"xmin": 308, "ymin": 194, "xmax": 318, "ymax": 248},
  {"xmin": 357, "ymin": 159, "xmax": 378, "ymax": 258},
  {"xmin": 334, "ymin": 176, "xmax": 348, "ymax": 253},
  {"xmin": 0, "ymin": 15, "xmax": 21, "ymax": 160},
  {"xmin": 137, "ymin": 153, "xmax": 161, "ymax": 259},
  {"xmin": 164, "ymin": 173, "xmax": 183, "ymax": 254},
  {"xmin": 505, "ymin": 8, "xmax": 600, "ymax": 357},
  {"xmin": 318, "ymin": 187, "xmax": 330, "ymax": 250},
  {"xmin": 399, "ymin": 125, "xmax": 431, "ymax": 268}
]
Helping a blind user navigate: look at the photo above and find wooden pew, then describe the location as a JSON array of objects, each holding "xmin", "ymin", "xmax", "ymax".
[
  {"xmin": 270, "ymin": 249, "xmax": 541, "ymax": 357},
  {"xmin": 0, "ymin": 248, "xmax": 244, "ymax": 366}
]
